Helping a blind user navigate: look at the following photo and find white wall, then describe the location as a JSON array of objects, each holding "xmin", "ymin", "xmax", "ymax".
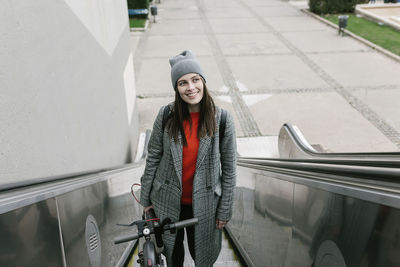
[{"xmin": 0, "ymin": 0, "xmax": 138, "ymax": 186}]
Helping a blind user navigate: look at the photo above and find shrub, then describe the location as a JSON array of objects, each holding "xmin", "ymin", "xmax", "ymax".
[
  {"xmin": 309, "ymin": 0, "xmax": 324, "ymax": 15},
  {"xmin": 309, "ymin": 0, "xmax": 368, "ymax": 15},
  {"xmin": 127, "ymin": 0, "xmax": 149, "ymax": 9}
]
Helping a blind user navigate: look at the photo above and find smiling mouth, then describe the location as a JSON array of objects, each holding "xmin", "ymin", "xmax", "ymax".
[{"xmin": 186, "ymin": 91, "xmax": 198, "ymax": 97}]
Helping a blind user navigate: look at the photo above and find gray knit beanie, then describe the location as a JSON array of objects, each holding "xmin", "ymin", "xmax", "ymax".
[{"xmin": 169, "ymin": 50, "xmax": 206, "ymax": 89}]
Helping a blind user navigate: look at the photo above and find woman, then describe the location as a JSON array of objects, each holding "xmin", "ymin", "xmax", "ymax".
[{"xmin": 140, "ymin": 50, "xmax": 236, "ymax": 266}]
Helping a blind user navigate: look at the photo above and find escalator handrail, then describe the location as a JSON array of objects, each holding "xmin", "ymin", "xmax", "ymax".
[
  {"xmin": 0, "ymin": 163, "xmax": 131, "ymax": 192},
  {"xmin": 0, "ymin": 130, "xmax": 152, "ymax": 193},
  {"xmin": 238, "ymin": 156, "xmax": 400, "ymax": 168},
  {"xmin": 283, "ymin": 123, "xmax": 400, "ymax": 159},
  {"xmin": 238, "ymin": 157, "xmax": 400, "ymax": 180},
  {"xmin": 0, "ymin": 159, "xmax": 148, "ymax": 193},
  {"xmin": 236, "ymin": 158, "xmax": 400, "ymax": 210}
]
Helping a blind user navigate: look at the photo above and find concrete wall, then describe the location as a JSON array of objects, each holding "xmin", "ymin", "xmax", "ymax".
[{"xmin": 0, "ymin": 0, "xmax": 138, "ymax": 186}]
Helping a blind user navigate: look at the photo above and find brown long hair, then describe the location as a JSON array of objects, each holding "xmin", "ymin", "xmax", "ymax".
[{"xmin": 166, "ymin": 79, "xmax": 216, "ymax": 146}]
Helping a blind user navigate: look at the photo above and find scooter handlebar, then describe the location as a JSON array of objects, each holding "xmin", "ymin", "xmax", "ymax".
[
  {"xmin": 114, "ymin": 233, "xmax": 140, "ymax": 244},
  {"xmin": 171, "ymin": 218, "xmax": 199, "ymax": 230},
  {"xmin": 114, "ymin": 216, "xmax": 199, "ymax": 245}
]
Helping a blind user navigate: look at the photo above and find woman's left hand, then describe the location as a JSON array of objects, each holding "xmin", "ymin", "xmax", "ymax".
[{"xmin": 216, "ymin": 219, "xmax": 228, "ymax": 229}]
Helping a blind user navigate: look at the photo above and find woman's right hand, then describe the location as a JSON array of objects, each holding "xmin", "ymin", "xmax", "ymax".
[{"xmin": 144, "ymin": 205, "xmax": 153, "ymax": 213}]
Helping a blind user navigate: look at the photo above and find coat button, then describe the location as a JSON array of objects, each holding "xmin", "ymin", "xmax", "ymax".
[
  {"xmin": 165, "ymin": 180, "xmax": 170, "ymax": 184},
  {"xmin": 206, "ymin": 186, "xmax": 212, "ymax": 190}
]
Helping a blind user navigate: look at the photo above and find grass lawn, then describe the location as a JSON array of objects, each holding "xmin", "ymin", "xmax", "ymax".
[
  {"xmin": 324, "ymin": 14, "xmax": 400, "ymax": 56},
  {"xmin": 129, "ymin": 18, "xmax": 146, "ymax": 28}
]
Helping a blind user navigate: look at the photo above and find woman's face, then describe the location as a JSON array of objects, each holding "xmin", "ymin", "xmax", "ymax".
[{"xmin": 176, "ymin": 73, "xmax": 204, "ymax": 112}]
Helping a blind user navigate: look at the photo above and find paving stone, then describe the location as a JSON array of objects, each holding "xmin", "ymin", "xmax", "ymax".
[
  {"xmin": 245, "ymin": 0, "xmax": 285, "ymax": 6},
  {"xmin": 203, "ymin": 0, "xmax": 243, "ymax": 8},
  {"xmin": 252, "ymin": 5, "xmax": 304, "ymax": 18},
  {"xmin": 237, "ymin": 136, "xmax": 279, "ymax": 157},
  {"xmin": 161, "ymin": 0, "xmax": 197, "ymax": 8},
  {"xmin": 209, "ymin": 18, "xmax": 268, "ymax": 34},
  {"xmin": 227, "ymin": 55, "xmax": 329, "ymax": 91},
  {"xmin": 282, "ymin": 31, "xmax": 369, "ymax": 53},
  {"xmin": 248, "ymin": 92, "xmax": 398, "ymax": 152},
  {"xmin": 137, "ymin": 97, "xmax": 174, "ymax": 132},
  {"xmin": 212, "ymin": 99, "xmax": 245, "ymax": 137},
  {"xmin": 149, "ymin": 19, "xmax": 205, "ymax": 35},
  {"xmin": 204, "ymin": 7, "xmax": 254, "ymax": 19},
  {"xmin": 140, "ymin": 35, "xmax": 212, "ymax": 59},
  {"xmin": 262, "ymin": 16, "xmax": 329, "ymax": 32},
  {"xmin": 308, "ymin": 51, "xmax": 400, "ymax": 88},
  {"xmin": 158, "ymin": 6, "xmax": 201, "ymax": 20},
  {"xmin": 136, "ymin": 58, "xmax": 171, "ymax": 95},
  {"xmin": 352, "ymin": 88, "xmax": 400, "ymax": 134},
  {"xmin": 196, "ymin": 57, "xmax": 226, "ymax": 94},
  {"xmin": 137, "ymin": 0, "xmax": 400, "ymax": 150},
  {"xmin": 216, "ymin": 33, "xmax": 291, "ymax": 56}
]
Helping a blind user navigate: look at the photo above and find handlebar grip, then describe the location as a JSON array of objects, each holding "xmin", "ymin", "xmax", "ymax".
[
  {"xmin": 114, "ymin": 233, "xmax": 140, "ymax": 244},
  {"xmin": 172, "ymin": 218, "xmax": 199, "ymax": 229}
]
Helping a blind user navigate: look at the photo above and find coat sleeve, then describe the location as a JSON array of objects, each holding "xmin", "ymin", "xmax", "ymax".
[
  {"xmin": 140, "ymin": 106, "xmax": 166, "ymax": 207},
  {"xmin": 217, "ymin": 111, "xmax": 237, "ymax": 221}
]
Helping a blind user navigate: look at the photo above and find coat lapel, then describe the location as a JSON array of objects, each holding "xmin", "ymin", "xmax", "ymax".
[
  {"xmin": 170, "ymin": 132, "xmax": 212, "ymax": 186},
  {"xmin": 170, "ymin": 133, "xmax": 183, "ymax": 186},
  {"xmin": 195, "ymin": 135, "xmax": 211, "ymax": 173}
]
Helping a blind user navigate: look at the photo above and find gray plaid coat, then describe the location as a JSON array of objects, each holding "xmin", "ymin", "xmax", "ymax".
[{"xmin": 140, "ymin": 104, "xmax": 236, "ymax": 266}]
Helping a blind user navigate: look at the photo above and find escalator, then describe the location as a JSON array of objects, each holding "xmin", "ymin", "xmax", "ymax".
[{"xmin": 0, "ymin": 124, "xmax": 399, "ymax": 266}]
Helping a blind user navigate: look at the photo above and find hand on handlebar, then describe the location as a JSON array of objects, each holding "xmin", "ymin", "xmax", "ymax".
[
  {"xmin": 144, "ymin": 205, "xmax": 153, "ymax": 213},
  {"xmin": 114, "ymin": 216, "xmax": 199, "ymax": 244},
  {"xmin": 216, "ymin": 219, "xmax": 227, "ymax": 229}
]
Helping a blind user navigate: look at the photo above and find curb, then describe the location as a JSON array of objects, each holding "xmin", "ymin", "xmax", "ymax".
[
  {"xmin": 130, "ymin": 19, "xmax": 150, "ymax": 32},
  {"xmin": 301, "ymin": 9, "xmax": 400, "ymax": 63},
  {"xmin": 356, "ymin": 3, "xmax": 400, "ymax": 32}
]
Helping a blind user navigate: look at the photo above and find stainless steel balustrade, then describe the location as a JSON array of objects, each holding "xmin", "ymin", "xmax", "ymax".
[
  {"xmin": 0, "ymin": 163, "xmax": 145, "ymax": 266},
  {"xmin": 279, "ymin": 123, "xmax": 400, "ymax": 160},
  {"xmin": 227, "ymin": 123, "xmax": 400, "ymax": 267}
]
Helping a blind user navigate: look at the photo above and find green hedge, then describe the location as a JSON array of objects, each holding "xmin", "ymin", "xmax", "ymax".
[
  {"xmin": 127, "ymin": 0, "xmax": 149, "ymax": 19},
  {"xmin": 127, "ymin": 0, "xmax": 149, "ymax": 9},
  {"xmin": 309, "ymin": 0, "xmax": 368, "ymax": 15}
]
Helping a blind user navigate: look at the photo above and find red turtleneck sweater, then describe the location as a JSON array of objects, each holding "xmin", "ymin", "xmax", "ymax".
[{"xmin": 181, "ymin": 112, "xmax": 200, "ymax": 205}]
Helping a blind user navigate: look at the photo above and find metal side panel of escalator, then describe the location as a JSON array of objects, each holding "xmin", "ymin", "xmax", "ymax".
[
  {"xmin": 0, "ymin": 164, "xmax": 145, "ymax": 267},
  {"xmin": 227, "ymin": 123, "xmax": 400, "ymax": 267}
]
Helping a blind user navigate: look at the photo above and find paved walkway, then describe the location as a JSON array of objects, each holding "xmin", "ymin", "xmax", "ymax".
[{"xmin": 132, "ymin": 0, "xmax": 400, "ymax": 153}]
